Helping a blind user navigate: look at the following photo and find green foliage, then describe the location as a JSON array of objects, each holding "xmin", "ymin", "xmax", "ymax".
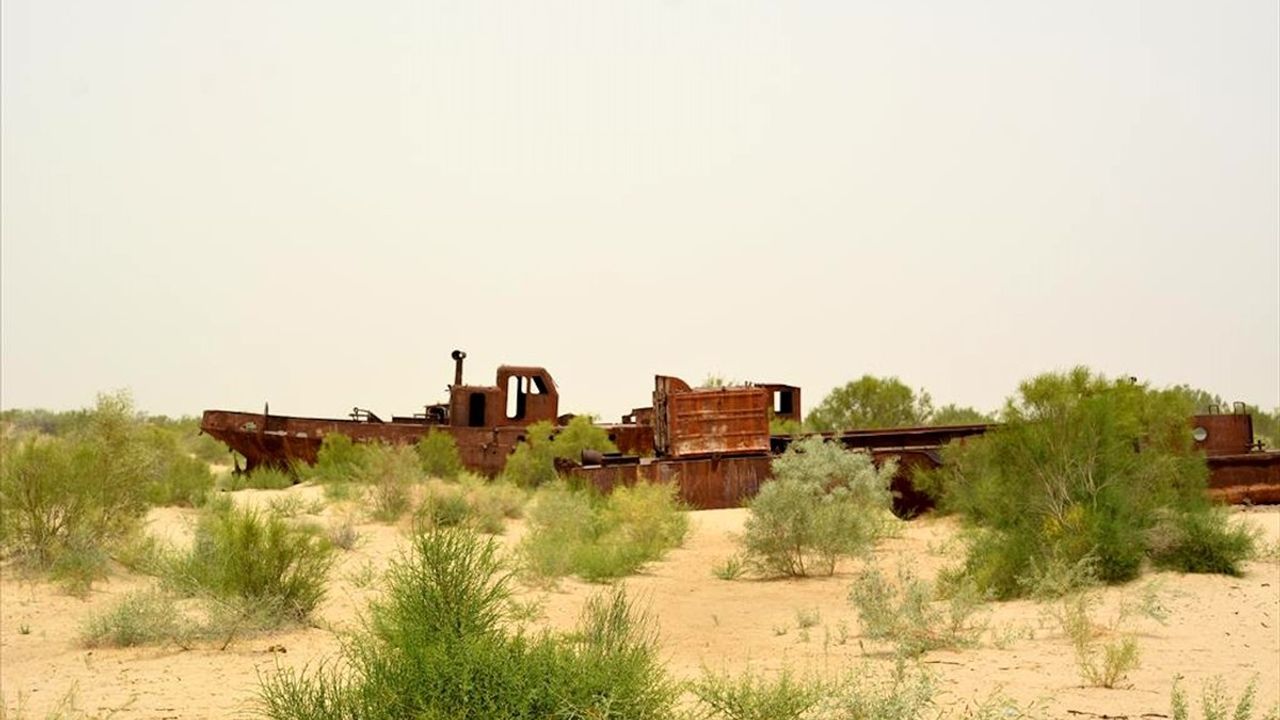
[
  {"xmin": 358, "ymin": 444, "xmax": 419, "ymax": 522},
  {"xmin": 138, "ymin": 425, "xmax": 215, "ymax": 506},
  {"xmin": 416, "ymin": 429, "xmax": 463, "ymax": 480},
  {"xmin": 501, "ymin": 420, "xmax": 559, "ymax": 488},
  {"xmin": 308, "ymin": 433, "xmax": 369, "ymax": 483},
  {"xmin": 806, "ymin": 375, "xmax": 933, "ymax": 432},
  {"xmin": 712, "ymin": 554, "xmax": 746, "ymax": 580},
  {"xmin": 165, "ymin": 503, "xmax": 334, "ymax": 622},
  {"xmin": 241, "ymin": 466, "xmax": 295, "ymax": 490},
  {"xmin": 1171, "ymin": 676, "xmax": 1279, "ymax": 720},
  {"xmin": 79, "ymin": 589, "xmax": 193, "ymax": 648},
  {"xmin": 1147, "ymin": 507, "xmax": 1256, "ymax": 575},
  {"xmin": 552, "ymin": 414, "xmax": 618, "ymax": 461},
  {"xmin": 1048, "ymin": 583, "xmax": 1167, "ymax": 689},
  {"xmin": 769, "ymin": 416, "xmax": 805, "ymax": 436},
  {"xmin": 520, "ymin": 481, "xmax": 688, "ymax": 583},
  {"xmin": 501, "ymin": 417, "xmax": 618, "ymax": 488},
  {"xmin": 741, "ymin": 436, "xmax": 894, "ymax": 577},
  {"xmin": 0, "ymin": 392, "xmax": 161, "ymax": 590},
  {"xmin": 849, "ymin": 566, "xmax": 986, "ymax": 657},
  {"xmin": 692, "ymin": 666, "xmax": 826, "ymax": 720},
  {"xmin": 257, "ymin": 526, "xmax": 679, "ymax": 720},
  {"xmin": 932, "ymin": 368, "xmax": 1247, "ymax": 599},
  {"xmin": 929, "ymin": 404, "xmax": 992, "ymax": 426}
]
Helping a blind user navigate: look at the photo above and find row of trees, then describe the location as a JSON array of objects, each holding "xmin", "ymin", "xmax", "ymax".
[{"xmin": 798, "ymin": 374, "xmax": 1277, "ymax": 446}]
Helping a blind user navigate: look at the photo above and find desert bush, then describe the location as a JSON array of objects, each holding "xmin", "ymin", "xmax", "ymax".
[
  {"xmin": 413, "ymin": 479, "xmax": 472, "ymax": 529},
  {"xmin": 326, "ymin": 516, "xmax": 361, "ymax": 551},
  {"xmin": 713, "ymin": 554, "xmax": 746, "ymax": 580},
  {"xmin": 692, "ymin": 666, "xmax": 827, "ymax": 720},
  {"xmin": 1047, "ymin": 583, "xmax": 1167, "ymax": 689},
  {"xmin": 849, "ymin": 566, "xmax": 986, "ymax": 657},
  {"xmin": 165, "ymin": 503, "xmax": 334, "ymax": 622},
  {"xmin": 1171, "ymin": 676, "xmax": 1279, "ymax": 720},
  {"xmin": 694, "ymin": 661, "xmax": 1037, "ymax": 720},
  {"xmin": 0, "ymin": 392, "xmax": 154, "ymax": 591},
  {"xmin": 242, "ymin": 466, "xmax": 295, "ymax": 491},
  {"xmin": 1146, "ymin": 507, "xmax": 1256, "ymax": 575},
  {"xmin": 139, "ymin": 426, "xmax": 215, "ymax": 506},
  {"xmin": 357, "ymin": 444, "xmax": 418, "ymax": 522},
  {"xmin": 932, "ymin": 368, "xmax": 1252, "ymax": 599},
  {"xmin": 551, "ymin": 414, "xmax": 617, "ymax": 462},
  {"xmin": 520, "ymin": 481, "xmax": 687, "ymax": 583},
  {"xmin": 501, "ymin": 417, "xmax": 618, "ymax": 487},
  {"xmin": 406, "ymin": 477, "xmax": 525, "ymax": 534},
  {"xmin": 460, "ymin": 474, "xmax": 526, "ymax": 527},
  {"xmin": 307, "ymin": 433, "xmax": 368, "ymax": 483},
  {"xmin": 501, "ymin": 421, "xmax": 559, "ymax": 487},
  {"xmin": 257, "ymin": 526, "xmax": 679, "ymax": 720},
  {"xmin": 416, "ymin": 429, "xmax": 463, "ymax": 479},
  {"xmin": 741, "ymin": 436, "xmax": 895, "ymax": 577},
  {"xmin": 80, "ymin": 589, "xmax": 194, "ymax": 648}
]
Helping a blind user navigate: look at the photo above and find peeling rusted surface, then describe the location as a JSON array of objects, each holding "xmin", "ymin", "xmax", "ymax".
[
  {"xmin": 201, "ymin": 353, "xmax": 1278, "ymax": 508},
  {"xmin": 653, "ymin": 375, "xmax": 771, "ymax": 458}
]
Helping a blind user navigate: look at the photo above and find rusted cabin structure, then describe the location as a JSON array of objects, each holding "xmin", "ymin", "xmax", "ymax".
[
  {"xmin": 203, "ymin": 351, "xmax": 593, "ymax": 476},
  {"xmin": 1191, "ymin": 408, "xmax": 1280, "ymax": 504}
]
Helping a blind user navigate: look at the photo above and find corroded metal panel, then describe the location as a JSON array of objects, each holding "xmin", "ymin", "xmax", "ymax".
[{"xmin": 654, "ymin": 375, "xmax": 771, "ymax": 458}]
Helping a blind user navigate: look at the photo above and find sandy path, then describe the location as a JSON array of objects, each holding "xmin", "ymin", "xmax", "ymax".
[{"xmin": 2, "ymin": 487, "xmax": 1277, "ymax": 718}]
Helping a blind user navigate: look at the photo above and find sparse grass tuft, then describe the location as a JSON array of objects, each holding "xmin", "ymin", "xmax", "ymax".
[
  {"xmin": 357, "ymin": 444, "xmax": 417, "ymax": 522},
  {"xmin": 164, "ymin": 503, "xmax": 334, "ymax": 623},
  {"xmin": 1047, "ymin": 582, "xmax": 1167, "ymax": 689},
  {"xmin": 692, "ymin": 666, "xmax": 827, "ymax": 720},
  {"xmin": 79, "ymin": 589, "xmax": 193, "ymax": 648},
  {"xmin": 713, "ymin": 554, "xmax": 746, "ymax": 581},
  {"xmin": 849, "ymin": 565, "xmax": 986, "ymax": 657},
  {"xmin": 1171, "ymin": 675, "xmax": 1279, "ymax": 720},
  {"xmin": 520, "ymin": 481, "xmax": 687, "ymax": 583}
]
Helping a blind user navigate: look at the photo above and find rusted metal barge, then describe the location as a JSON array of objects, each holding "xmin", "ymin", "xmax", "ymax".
[{"xmin": 201, "ymin": 350, "xmax": 1280, "ymax": 512}]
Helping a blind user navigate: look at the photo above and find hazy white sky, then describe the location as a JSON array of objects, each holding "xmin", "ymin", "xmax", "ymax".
[{"xmin": 2, "ymin": 0, "xmax": 1277, "ymax": 421}]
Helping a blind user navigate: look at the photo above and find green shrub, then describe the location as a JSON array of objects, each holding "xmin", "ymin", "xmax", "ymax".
[
  {"xmin": 241, "ymin": 466, "xmax": 295, "ymax": 490},
  {"xmin": 550, "ymin": 415, "xmax": 617, "ymax": 462},
  {"xmin": 501, "ymin": 421, "xmax": 559, "ymax": 487},
  {"xmin": 849, "ymin": 566, "xmax": 986, "ymax": 657},
  {"xmin": 0, "ymin": 392, "xmax": 152, "ymax": 591},
  {"xmin": 1171, "ymin": 675, "xmax": 1279, "ymax": 720},
  {"xmin": 501, "ymin": 417, "xmax": 618, "ymax": 488},
  {"xmin": 139, "ymin": 426, "xmax": 215, "ymax": 506},
  {"xmin": 459, "ymin": 475, "xmax": 526, "ymax": 533},
  {"xmin": 1047, "ymin": 583, "xmax": 1167, "ymax": 689},
  {"xmin": 357, "ymin": 444, "xmax": 418, "ymax": 522},
  {"xmin": 692, "ymin": 666, "xmax": 827, "ymax": 720},
  {"xmin": 1147, "ymin": 507, "xmax": 1256, "ymax": 575},
  {"xmin": 165, "ymin": 503, "xmax": 334, "ymax": 622},
  {"xmin": 414, "ymin": 480, "xmax": 472, "ymax": 529},
  {"xmin": 741, "ymin": 436, "xmax": 895, "ymax": 577},
  {"xmin": 257, "ymin": 526, "xmax": 679, "ymax": 720},
  {"xmin": 520, "ymin": 482, "xmax": 688, "ymax": 583},
  {"xmin": 933, "ymin": 368, "xmax": 1244, "ymax": 599},
  {"xmin": 80, "ymin": 589, "xmax": 193, "ymax": 648},
  {"xmin": 416, "ymin": 430, "xmax": 463, "ymax": 480},
  {"xmin": 308, "ymin": 433, "xmax": 368, "ymax": 483}
]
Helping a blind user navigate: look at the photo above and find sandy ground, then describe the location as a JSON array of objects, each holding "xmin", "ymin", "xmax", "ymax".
[{"xmin": 2, "ymin": 485, "xmax": 1277, "ymax": 719}]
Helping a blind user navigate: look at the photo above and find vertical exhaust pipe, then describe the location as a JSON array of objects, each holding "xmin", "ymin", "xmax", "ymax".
[{"xmin": 451, "ymin": 350, "xmax": 466, "ymax": 386}]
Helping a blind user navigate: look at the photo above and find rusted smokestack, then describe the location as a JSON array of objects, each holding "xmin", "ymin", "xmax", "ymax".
[{"xmin": 451, "ymin": 350, "xmax": 466, "ymax": 386}]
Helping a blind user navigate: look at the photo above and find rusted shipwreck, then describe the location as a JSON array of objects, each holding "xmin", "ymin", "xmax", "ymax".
[{"xmin": 201, "ymin": 351, "xmax": 1280, "ymax": 512}]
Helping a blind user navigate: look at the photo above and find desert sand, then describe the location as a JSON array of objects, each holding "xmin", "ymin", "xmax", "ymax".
[{"xmin": 2, "ymin": 484, "xmax": 1277, "ymax": 719}]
